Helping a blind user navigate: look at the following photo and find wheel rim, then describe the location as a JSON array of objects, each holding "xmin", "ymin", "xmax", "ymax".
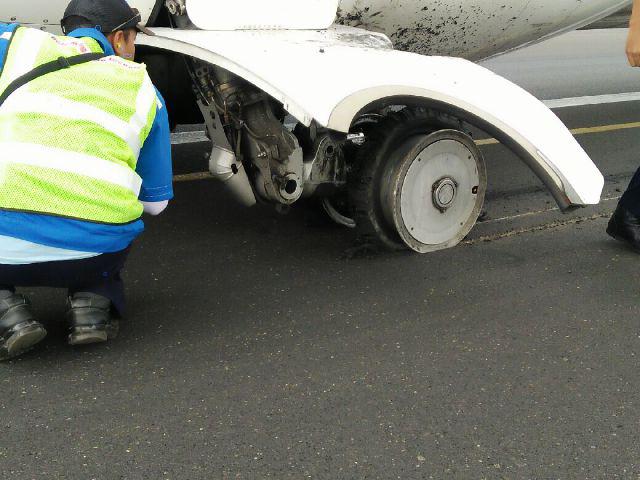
[{"xmin": 382, "ymin": 130, "xmax": 486, "ymax": 253}]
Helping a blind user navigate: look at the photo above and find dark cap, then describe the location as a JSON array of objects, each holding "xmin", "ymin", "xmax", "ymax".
[{"xmin": 61, "ymin": 0, "xmax": 154, "ymax": 35}]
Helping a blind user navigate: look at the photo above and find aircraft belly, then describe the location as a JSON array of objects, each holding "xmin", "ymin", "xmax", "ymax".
[
  {"xmin": 336, "ymin": 0, "xmax": 530, "ymax": 59},
  {"xmin": 1, "ymin": 0, "xmax": 630, "ymax": 59},
  {"xmin": 336, "ymin": 0, "xmax": 632, "ymax": 60},
  {"xmin": 1, "ymin": 0, "xmax": 60, "ymax": 27},
  {"xmin": 139, "ymin": 27, "xmax": 604, "ymax": 207},
  {"xmin": 486, "ymin": 0, "xmax": 632, "ymax": 58},
  {"xmin": 0, "ymin": 0, "xmax": 158, "ymax": 31}
]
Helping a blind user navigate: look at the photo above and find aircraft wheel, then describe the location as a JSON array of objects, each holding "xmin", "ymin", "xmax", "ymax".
[
  {"xmin": 349, "ymin": 109, "xmax": 486, "ymax": 253},
  {"xmin": 381, "ymin": 130, "xmax": 487, "ymax": 253}
]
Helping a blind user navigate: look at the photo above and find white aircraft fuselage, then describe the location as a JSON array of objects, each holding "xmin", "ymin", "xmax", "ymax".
[
  {"xmin": 337, "ymin": 0, "xmax": 632, "ymax": 60},
  {"xmin": 1, "ymin": 0, "xmax": 632, "ymax": 60}
]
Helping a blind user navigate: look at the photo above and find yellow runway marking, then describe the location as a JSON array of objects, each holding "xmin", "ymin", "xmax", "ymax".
[
  {"xmin": 173, "ymin": 172, "xmax": 214, "ymax": 183},
  {"xmin": 475, "ymin": 120, "xmax": 640, "ymax": 146},
  {"xmin": 570, "ymin": 121, "xmax": 640, "ymax": 135}
]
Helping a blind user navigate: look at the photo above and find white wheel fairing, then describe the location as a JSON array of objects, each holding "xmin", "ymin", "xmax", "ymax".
[
  {"xmin": 386, "ymin": 130, "xmax": 486, "ymax": 253},
  {"xmin": 138, "ymin": 28, "xmax": 604, "ymax": 209}
]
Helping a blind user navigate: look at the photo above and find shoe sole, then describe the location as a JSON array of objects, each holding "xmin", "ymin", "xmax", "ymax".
[
  {"xmin": 0, "ymin": 322, "xmax": 47, "ymax": 361},
  {"xmin": 607, "ymin": 225, "xmax": 640, "ymax": 253},
  {"xmin": 68, "ymin": 321, "xmax": 119, "ymax": 346}
]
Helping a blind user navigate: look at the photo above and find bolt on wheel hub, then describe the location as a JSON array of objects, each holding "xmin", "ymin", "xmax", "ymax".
[{"xmin": 432, "ymin": 177, "xmax": 457, "ymax": 212}]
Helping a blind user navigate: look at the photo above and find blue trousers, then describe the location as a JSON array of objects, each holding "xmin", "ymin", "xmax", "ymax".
[
  {"xmin": 620, "ymin": 165, "xmax": 640, "ymax": 216},
  {"xmin": 0, "ymin": 247, "xmax": 130, "ymax": 316}
]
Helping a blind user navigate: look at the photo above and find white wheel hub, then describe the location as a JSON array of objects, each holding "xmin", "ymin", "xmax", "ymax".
[{"xmin": 382, "ymin": 130, "xmax": 487, "ymax": 253}]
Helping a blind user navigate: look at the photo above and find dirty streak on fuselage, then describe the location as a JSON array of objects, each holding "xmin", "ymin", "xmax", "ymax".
[{"xmin": 335, "ymin": 0, "xmax": 632, "ymax": 60}]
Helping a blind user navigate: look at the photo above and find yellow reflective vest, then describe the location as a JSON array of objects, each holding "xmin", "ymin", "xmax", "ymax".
[{"xmin": 0, "ymin": 26, "xmax": 157, "ymax": 225}]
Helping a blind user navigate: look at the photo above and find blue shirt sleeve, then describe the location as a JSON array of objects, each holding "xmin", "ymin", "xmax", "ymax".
[
  {"xmin": 0, "ymin": 23, "xmax": 19, "ymax": 72},
  {"xmin": 136, "ymin": 89, "xmax": 174, "ymax": 202}
]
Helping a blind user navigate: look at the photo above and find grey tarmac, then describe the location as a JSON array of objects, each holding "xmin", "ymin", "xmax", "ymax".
[{"xmin": 2, "ymin": 29, "xmax": 640, "ymax": 479}]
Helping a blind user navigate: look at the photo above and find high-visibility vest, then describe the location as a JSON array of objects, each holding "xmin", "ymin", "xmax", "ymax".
[{"xmin": 0, "ymin": 26, "xmax": 158, "ymax": 225}]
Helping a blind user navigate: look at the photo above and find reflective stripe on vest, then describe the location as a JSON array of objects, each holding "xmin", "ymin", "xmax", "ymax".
[
  {"xmin": 0, "ymin": 27, "xmax": 157, "ymax": 225},
  {"xmin": 0, "ymin": 142, "xmax": 142, "ymax": 194}
]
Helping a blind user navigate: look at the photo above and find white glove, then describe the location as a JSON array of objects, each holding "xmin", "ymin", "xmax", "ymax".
[{"xmin": 141, "ymin": 200, "xmax": 169, "ymax": 216}]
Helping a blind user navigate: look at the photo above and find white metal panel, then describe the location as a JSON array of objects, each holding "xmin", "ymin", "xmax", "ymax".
[
  {"xmin": 138, "ymin": 26, "xmax": 604, "ymax": 207},
  {"xmin": 186, "ymin": 0, "xmax": 340, "ymax": 30},
  {"xmin": 1, "ymin": 0, "xmax": 61, "ymax": 26},
  {"xmin": 336, "ymin": 0, "xmax": 630, "ymax": 60},
  {"xmin": 337, "ymin": 0, "xmax": 533, "ymax": 59},
  {"xmin": 492, "ymin": 0, "xmax": 632, "ymax": 59},
  {"xmin": 0, "ymin": 0, "xmax": 157, "ymax": 28}
]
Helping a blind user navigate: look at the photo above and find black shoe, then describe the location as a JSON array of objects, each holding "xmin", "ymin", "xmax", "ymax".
[
  {"xmin": 66, "ymin": 292, "xmax": 119, "ymax": 346},
  {"xmin": 0, "ymin": 291, "xmax": 47, "ymax": 361},
  {"xmin": 607, "ymin": 205, "xmax": 640, "ymax": 253}
]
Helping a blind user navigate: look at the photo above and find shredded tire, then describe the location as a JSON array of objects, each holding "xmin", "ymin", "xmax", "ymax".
[{"xmin": 348, "ymin": 107, "xmax": 465, "ymax": 251}]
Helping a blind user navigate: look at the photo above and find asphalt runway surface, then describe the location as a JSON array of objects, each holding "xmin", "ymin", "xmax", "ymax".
[{"xmin": 3, "ymin": 30, "xmax": 640, "ymax": 479}]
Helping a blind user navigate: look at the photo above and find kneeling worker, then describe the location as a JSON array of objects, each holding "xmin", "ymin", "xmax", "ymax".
[{"xmin": 0, "ymin": 0, "xmax": 173, "ymax": 360}]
